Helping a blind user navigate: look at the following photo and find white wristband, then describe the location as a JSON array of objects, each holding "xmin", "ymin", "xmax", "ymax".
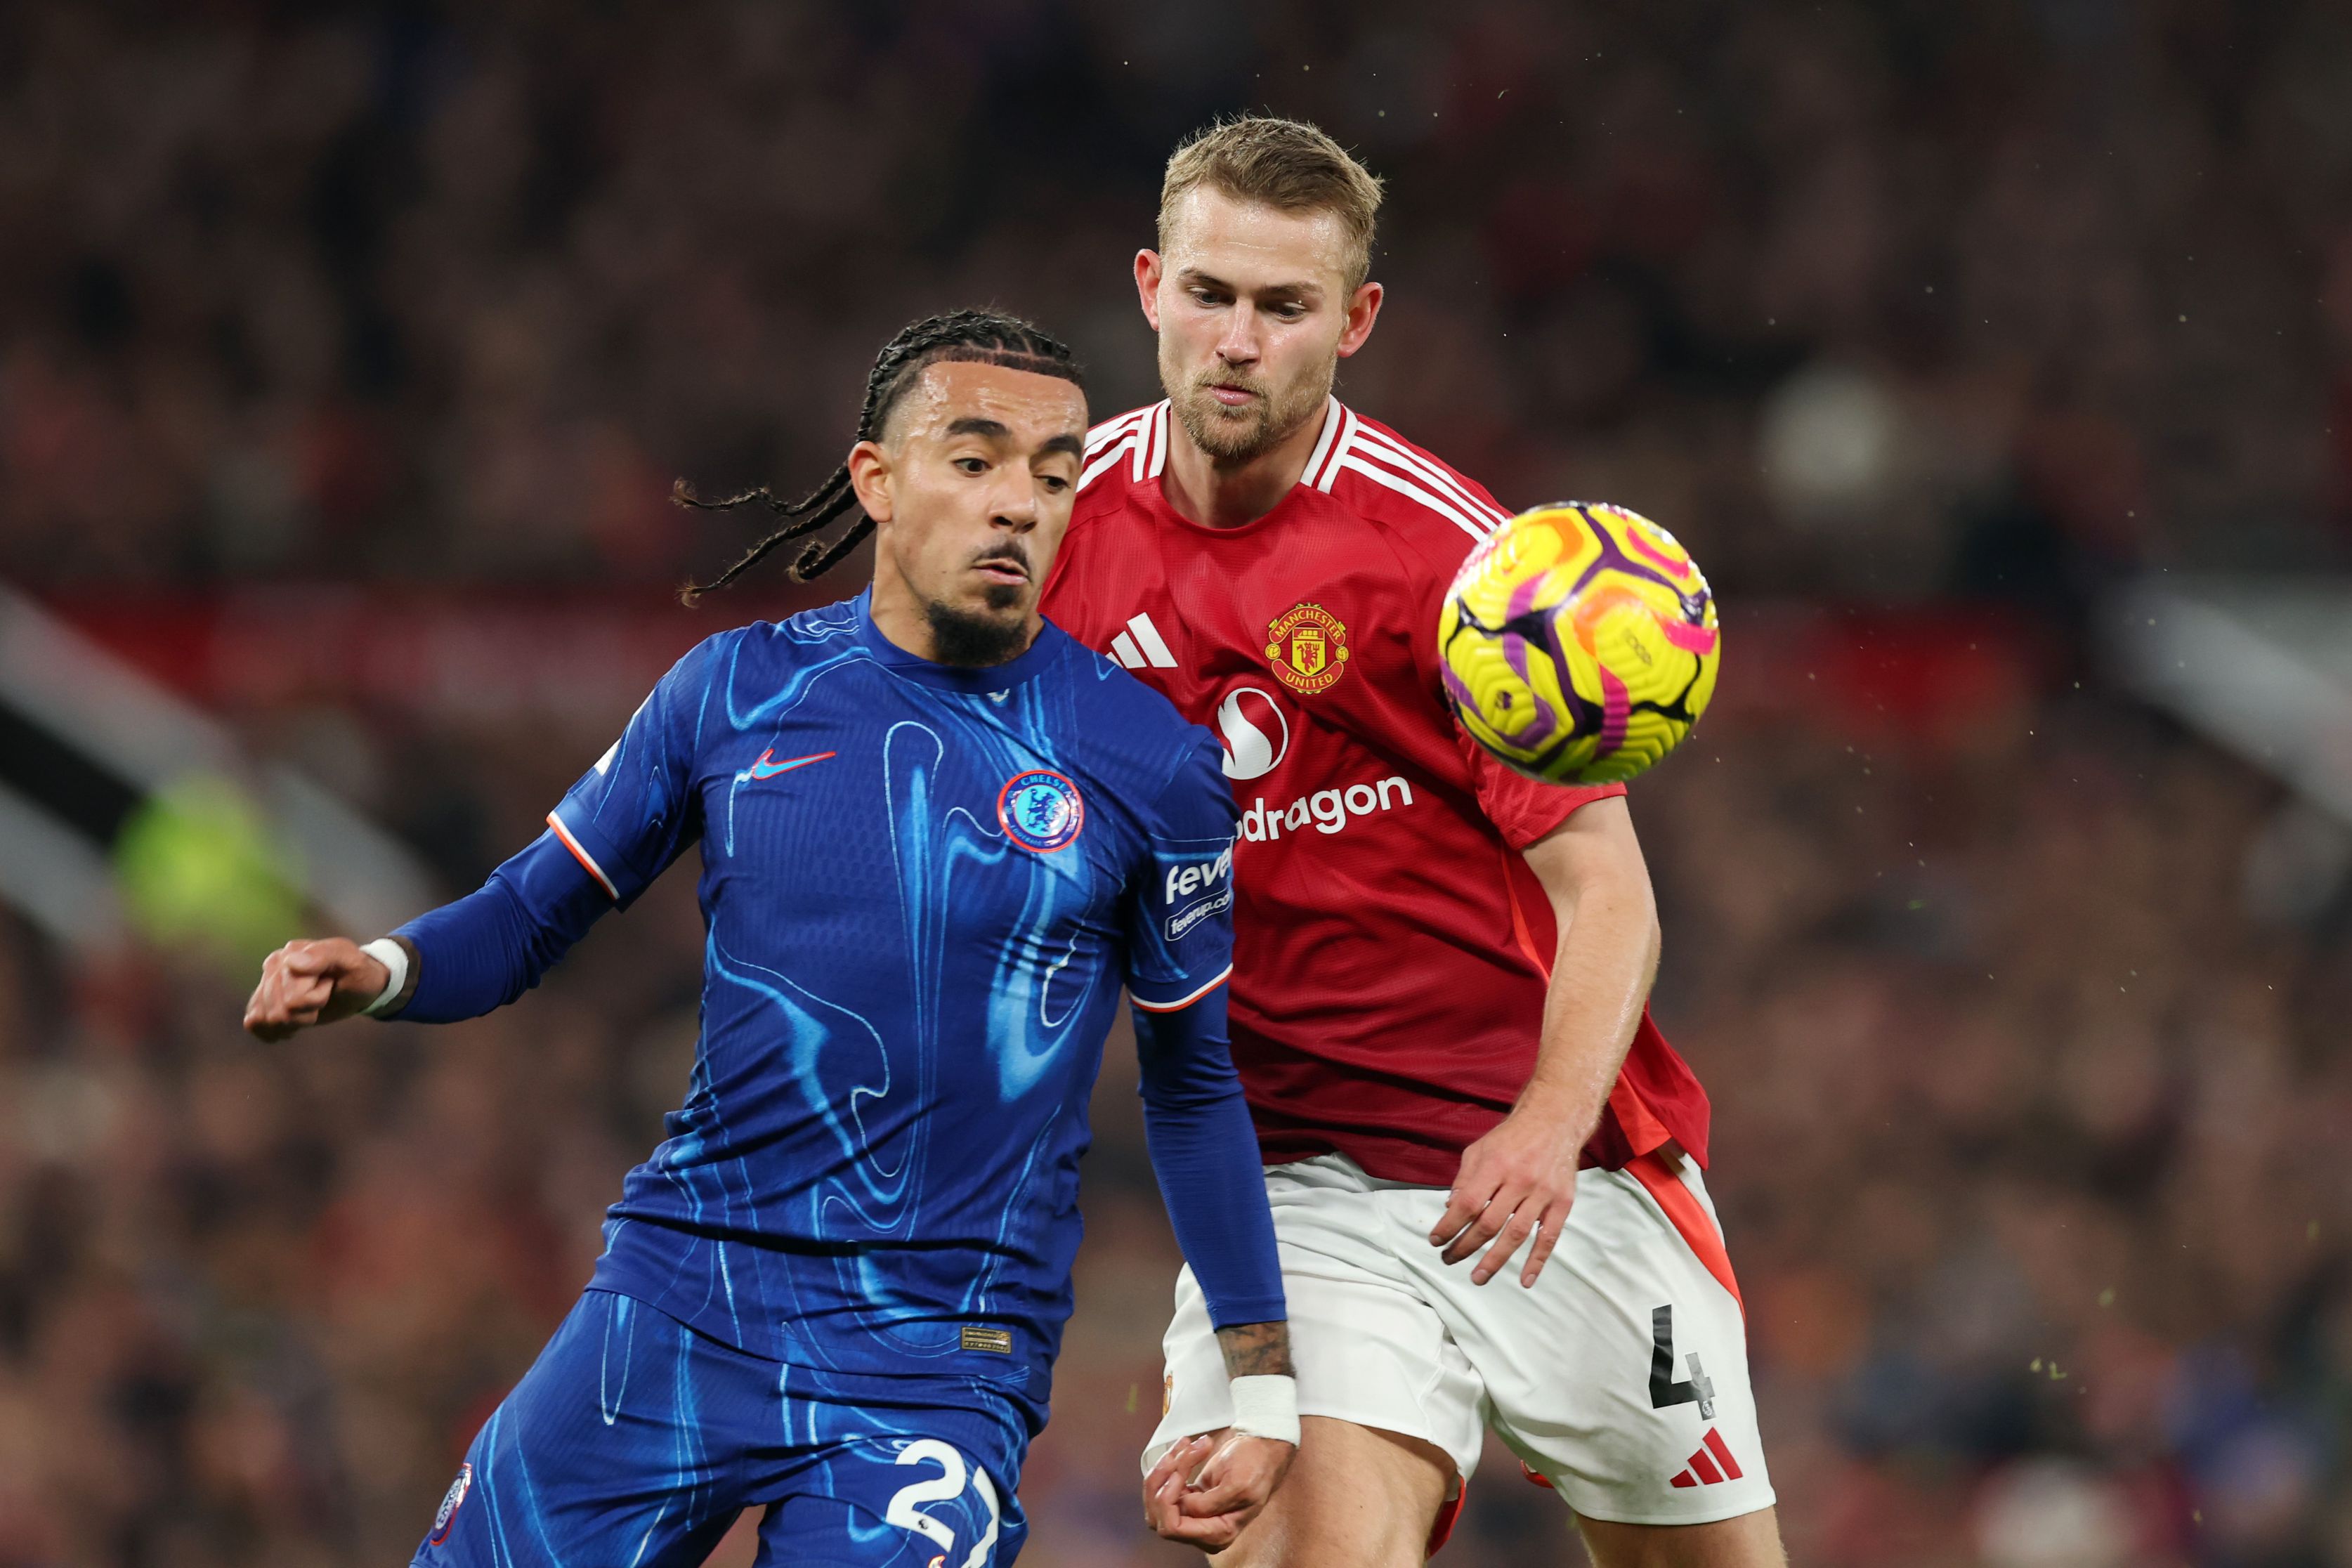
[
  {"xmin": 358, "ymin": 938, "xmax": 409, "ymax": 1017},
  {"xmin": 1228, "ymin": 1374, "xmax": 1300, "ymax": 1446}
]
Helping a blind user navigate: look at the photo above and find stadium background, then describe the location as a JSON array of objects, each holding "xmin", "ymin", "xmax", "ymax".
[{"xmin": 3, "ymin": 3, "xmax": 2351, "ymax": 1564}]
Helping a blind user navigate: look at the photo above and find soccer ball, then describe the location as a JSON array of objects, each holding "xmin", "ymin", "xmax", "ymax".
[{"xmin": 1438, "ymin": 502, "xmax": 1720, "ymax": 785}]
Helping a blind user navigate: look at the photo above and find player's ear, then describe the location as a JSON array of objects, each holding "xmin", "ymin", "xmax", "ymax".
[
  {"xmin": 1336, "ymin": 280, "xmax": 1383, "ymax": 360},
  {"xmin": 846, "ymin": 439, "xmax": 894, "ymax": 525},
  {"xmin": 1135, "ymin": 249, "xmax": 1164, "ymax": 331}
]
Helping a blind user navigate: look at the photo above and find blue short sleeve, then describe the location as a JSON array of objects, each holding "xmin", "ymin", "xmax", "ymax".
[
  {"xmin": 1123, "ymin": 733, "xmax": 1239, "ymax": 1012},
  {"xmin": 547, "ymin": 635, "xmax": 719, "ymax": 906}
]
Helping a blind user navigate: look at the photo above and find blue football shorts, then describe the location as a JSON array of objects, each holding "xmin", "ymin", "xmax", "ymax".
[{"xmin": 413, "ymin": 1288, "xmax": 1035, "ymax": 1567}]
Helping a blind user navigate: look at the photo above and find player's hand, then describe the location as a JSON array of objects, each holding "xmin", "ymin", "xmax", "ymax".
[
  {"xmin": 1142, "ymin": 1428, "xmax": 1294, "ymax": 1552},
  {"xmin": 1430, "ymin": 1100, "xmax": 1585, "ymax": 1287},
  {"xmin": 243, "ymin": 938, "xmax": 388, "ymax": 1041}
]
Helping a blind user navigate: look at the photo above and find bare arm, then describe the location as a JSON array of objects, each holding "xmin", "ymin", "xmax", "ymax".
[
  {"xmin": 1515, "ymin": 795, "xmax": 1660, "ymax": 1152},
  {"xmin": 1427, "ymin": 796, "xmax": 1660, "ymax": 1286},
  {"xmin": 1213, "ymin": 1318, "xmax": 1293, "ymax": 1378},
  {"xmin": 1142, "ymin": 1320, "xmax": 1298, "ymax": 1550}
]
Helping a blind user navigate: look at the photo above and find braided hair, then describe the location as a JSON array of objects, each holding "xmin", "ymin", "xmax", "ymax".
[{"xmin": 675, "ymin": 309, "xmax": 1085, "ymax": 602}]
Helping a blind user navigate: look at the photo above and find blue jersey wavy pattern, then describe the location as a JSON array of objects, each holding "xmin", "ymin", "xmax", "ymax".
[
  {"xmin": 415, "ymin": 1288, "xmax": 1030, "ymax": 1567},
  {"xmin": 547, "ymin": 592, "xmax": 1236, "ymax": 1405}
]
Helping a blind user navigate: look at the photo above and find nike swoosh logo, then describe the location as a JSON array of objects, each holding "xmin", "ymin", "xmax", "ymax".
[{"xmin": 745, "ymin": 749, "xmax": 836, "ymax": 780}]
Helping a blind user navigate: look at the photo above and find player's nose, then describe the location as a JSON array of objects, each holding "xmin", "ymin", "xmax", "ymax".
[
  {"xmin": 989, "ymin": 486, "xmax": 1039, "ymax": 531},
  {"xmin": 1215, "ymin": 315, "xmax": 1261, "ymax": 365}
]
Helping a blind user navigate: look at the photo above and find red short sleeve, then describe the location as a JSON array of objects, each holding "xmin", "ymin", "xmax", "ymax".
[{"xmin": 1454, "ymin": 724, "xmax": 1627, "ymax": 849}]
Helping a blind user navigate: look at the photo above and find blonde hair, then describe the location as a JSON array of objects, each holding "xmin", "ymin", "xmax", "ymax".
[{"xmin": 1158, "ymin": 116, "xmax": 1385, "ymax": 291}]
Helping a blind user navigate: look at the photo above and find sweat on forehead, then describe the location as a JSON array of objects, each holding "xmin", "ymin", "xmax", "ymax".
[
  {"xmin": 869, "ymin": 347, "xmax": 1086, "ymax": 440},
  {"xmin": 1162, "ymin": 188, "xmax": 1359, "ymax": 293}
]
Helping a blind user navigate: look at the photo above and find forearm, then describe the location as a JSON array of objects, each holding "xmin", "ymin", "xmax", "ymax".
[
  {"xmin": 1139, "ymin": 1086, "xmax": 1288, "ymax": 1328},
  {"xmin": 1214, "ymin": 1317, "xmax": 1293, "ymax": 1378},
  {"xmin": 1133, "ymin": 998, "xmax": 1288, "ymax": 1331},
  {"xmin": 1522, "ymin": 875, "xmax": 1658, "ymax": 1135},
  {"xmin": 391, "ymin": 831, "xmax": 610, "ymax": 1022},
  {"xmin": 1517, "ymin": 797, "xmax": 1661, "ymax": 1142}
]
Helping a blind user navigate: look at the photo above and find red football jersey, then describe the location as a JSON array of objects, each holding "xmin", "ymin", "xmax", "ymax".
[{"xmin": 1043, "ymin": 397, "xmax": 1711, "ymax": 1185}]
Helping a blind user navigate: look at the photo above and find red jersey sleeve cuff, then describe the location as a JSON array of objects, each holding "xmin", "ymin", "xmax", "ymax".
[{"xmin": 1501, "ymin": 780, "xmax": 1628, "ymax": 850}]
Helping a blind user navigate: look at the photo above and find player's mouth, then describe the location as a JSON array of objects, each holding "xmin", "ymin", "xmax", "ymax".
[
  {"xmin": 1207, "ymin": 381, "xmax": 1260, "ymax": 408},
  {"xmin": 972, "ymin": 553, "xmax": 1030, "ymax": 586}
]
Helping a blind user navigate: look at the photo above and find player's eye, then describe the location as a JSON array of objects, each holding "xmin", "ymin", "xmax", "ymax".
[
  {"xmin": 1189, "ymin": 287, "xmax": 1227, "ymax": 307},
  {"xmin": 1040, "ymin": 474, "xmax": 1069, "ymax": 492},
  {"xmin": 953, "ymin": 457, "xmax": 988, "ymax": 474},
  {"xmin": 1268, "ymin": 303, "xmax": 1307, "ymax": 321}
]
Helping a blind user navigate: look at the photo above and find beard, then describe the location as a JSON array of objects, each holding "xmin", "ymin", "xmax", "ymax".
[
  {"xmin": 920, "ymin": 546, "xmax": 1034, "ymax": 667},
  {"xmin": 922, "ymin": 597, "xmax": 1029, "ymax": 666},
  {"xmin": 1163, "ymin": 351, "xmax": 1335, "ymax": 465}
]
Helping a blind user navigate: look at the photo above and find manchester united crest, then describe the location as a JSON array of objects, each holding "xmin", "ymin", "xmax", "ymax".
[{"xmin": 1265, "ymin": 602, "xmax": 1350, "ymax": 695}]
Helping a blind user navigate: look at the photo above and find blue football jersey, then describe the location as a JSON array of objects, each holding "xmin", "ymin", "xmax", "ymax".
[{"xmin": 535, "ymin": 592, "xmax": 1236, "ymax": 1399}]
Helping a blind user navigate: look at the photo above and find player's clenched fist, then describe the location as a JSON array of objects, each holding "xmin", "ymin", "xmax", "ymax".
[
  {"xmin": 1142, "ymin": 1430, "xmax": 1295, "ymax": 1553},
  {"xmin": 242, "ymin": 938, "xmax": 388, "ymax": 1041}
]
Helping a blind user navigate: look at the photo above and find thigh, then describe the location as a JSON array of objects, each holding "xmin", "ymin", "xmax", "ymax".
[
  {"xmin": 1148, "ymin": 1159, "xmax": 1488, "ymax": 1484},
  {"xmin": 755, "ymin": 1428, "xmax": 1024, "ymax": 1567},
  {"xmin": 1208, "ymin": 1416, "xmax": 1451, "ymax": 1568},
  {"xmin": 414, "ymin": 1291, "xmax": 751, "ymax": 1568},
  {"xmin": 1404, "ymin": 1155, "xmax": 1776, "ymax": 1529},
  {"xmin": 1577, "ymin": 1507, "xmax": 1789, "ymax": 1568}
]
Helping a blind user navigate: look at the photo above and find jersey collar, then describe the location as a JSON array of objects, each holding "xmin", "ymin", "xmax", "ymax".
[
  {"xmin": 852, "ymin": 587, "xmax": 1068, "ymax": 693},
  {"xmin": 1297, "ymin": 395, "xmax": 1352, "ymax": 492},
  {"xmin": 1128, "ymin": 396, "xmax": 1355, "ymax": 541},
  {"xmin": 1117, "ymin": 396, "xmax": 1350, "ymax": 495}
]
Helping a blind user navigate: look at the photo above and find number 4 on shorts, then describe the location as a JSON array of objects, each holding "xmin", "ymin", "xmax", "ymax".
[{"xmin": 1649, "ymin": 1305, "xmax": 1717, "ymax": 1420}]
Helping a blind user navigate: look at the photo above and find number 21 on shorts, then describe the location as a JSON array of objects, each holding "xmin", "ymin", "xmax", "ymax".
[{"xmin": 886, "ymin": 1439, "xmax": 1002, "ymax": 1567}]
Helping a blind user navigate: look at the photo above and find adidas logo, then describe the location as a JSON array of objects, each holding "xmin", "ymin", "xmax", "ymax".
[
  {"xmin": 1109, "ymin": 613, "xmax": 1177, "ymax": 670},
  {"xmin": 1667, "ymin": 1429, "xmax": 1745, "ymax": 1489}
]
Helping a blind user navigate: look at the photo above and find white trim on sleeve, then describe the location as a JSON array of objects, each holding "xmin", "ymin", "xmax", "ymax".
[
  {"xmin": 545, "ymin": 811, "xmax": 621, "ymax": 901},
  {"xmin": 1131, "ymin": 964, "xmax": 1234, "ymax": 1014}
]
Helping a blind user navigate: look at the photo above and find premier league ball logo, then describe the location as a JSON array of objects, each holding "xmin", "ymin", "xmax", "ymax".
[{"xmin": 998, "ymin": 769, "xmax": 1085, "ymax": 854}]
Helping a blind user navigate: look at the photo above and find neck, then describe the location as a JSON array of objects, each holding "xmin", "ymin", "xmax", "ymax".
[
  {"xmin": 867, "ymin": 574, "xmax": 1038, "ymax": 667},
  {"xmin": 1159, "ymin": 400, "xmax": 1331, "ymax": 530}
]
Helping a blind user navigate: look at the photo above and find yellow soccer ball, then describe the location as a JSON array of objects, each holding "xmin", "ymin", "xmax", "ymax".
[{"xmin": 1438, "ymin": 502, "xmax": 1720, "ymax": 785}]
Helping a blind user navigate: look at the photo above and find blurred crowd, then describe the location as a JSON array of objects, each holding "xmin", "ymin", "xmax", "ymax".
[
  {"xmin": 5, "ymin": 1, "xmax": 2352, "ymax": 1566},
  {"xmin": 4, "ymin": 0, "xmax": 2352, "ymax": 598}
]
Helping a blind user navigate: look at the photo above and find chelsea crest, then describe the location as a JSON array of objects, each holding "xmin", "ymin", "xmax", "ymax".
[{"xmin": 998, "ymin": 769, "xmax": 1085, "ymax": 854}]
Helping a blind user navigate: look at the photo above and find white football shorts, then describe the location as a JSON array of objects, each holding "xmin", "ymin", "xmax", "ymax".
[{"xmin": 1147, "ymin": 1150, "xmax": 1773, "ymax": 1528}]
